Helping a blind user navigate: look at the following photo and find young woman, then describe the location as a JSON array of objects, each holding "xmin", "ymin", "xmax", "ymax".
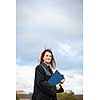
[{"xmin": 32, "ymin": 49, "xmax": 65, "ymax": 100}]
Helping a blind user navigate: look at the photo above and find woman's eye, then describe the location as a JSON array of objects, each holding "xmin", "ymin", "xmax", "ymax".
[
  {"xmin": 46, "ymin": 55, "xmax": 52, "ymax": 57},
  {"xmin": 46, "ymin": 55, "xmax": 48, "ymax": 57},
  {"xmin": 49, "ymin": 55, "xmax": 52, "ymax": 57}
]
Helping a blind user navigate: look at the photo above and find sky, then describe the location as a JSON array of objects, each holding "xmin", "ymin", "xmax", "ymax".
[{"xmin": 16, "ymin": 0, "xmax": 83, "ymax": 94}]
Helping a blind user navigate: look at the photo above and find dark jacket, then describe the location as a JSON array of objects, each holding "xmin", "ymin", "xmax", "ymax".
[{"xmin": 32, "ymin": 63, "xmax": 64, "ymax": 100}]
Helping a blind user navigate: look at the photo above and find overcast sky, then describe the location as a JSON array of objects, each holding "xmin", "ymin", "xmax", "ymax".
[{"xmin": 16, "ymin": 0, "xmax": 83, "ymax": 94}]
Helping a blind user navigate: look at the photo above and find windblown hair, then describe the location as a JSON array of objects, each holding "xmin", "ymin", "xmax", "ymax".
[{"xmin": 40, "ymin": 49, "xmax": 56, "ymax": 69}]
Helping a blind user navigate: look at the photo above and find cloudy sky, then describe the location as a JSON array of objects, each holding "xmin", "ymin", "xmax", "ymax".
[{"xmin": 16, "ymin": 0, "xmax": 83, "ymax": 94}]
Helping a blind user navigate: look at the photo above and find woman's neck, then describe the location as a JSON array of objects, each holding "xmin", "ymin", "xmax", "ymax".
[{"xmin": 43, "ymin": 61, "xmax": 50, "ymax": 65}]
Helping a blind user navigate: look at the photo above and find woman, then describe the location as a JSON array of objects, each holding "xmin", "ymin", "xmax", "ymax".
[{"xmin": 32, "ymin": 49, "xmax": 65, "ymax": 100}]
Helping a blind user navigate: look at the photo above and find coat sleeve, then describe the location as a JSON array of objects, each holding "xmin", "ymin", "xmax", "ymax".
[{"xmin": 35, "ymin": 65, "xmax": 56, "ymax": 96}]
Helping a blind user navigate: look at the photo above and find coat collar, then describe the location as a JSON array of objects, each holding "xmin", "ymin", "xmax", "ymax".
[{"xmin": 41, "ymin": 63, "xmax": 53, "ymax": 74}]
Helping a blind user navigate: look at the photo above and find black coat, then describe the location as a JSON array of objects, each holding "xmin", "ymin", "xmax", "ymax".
[{"xmin": 32, "ymin": 63, "xmax": 64, "ymax": 100}]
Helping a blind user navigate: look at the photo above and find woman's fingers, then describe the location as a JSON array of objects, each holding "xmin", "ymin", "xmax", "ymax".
[{"xmin": 61, "ymin": 79, "xmax": 65, "ymax": 84}]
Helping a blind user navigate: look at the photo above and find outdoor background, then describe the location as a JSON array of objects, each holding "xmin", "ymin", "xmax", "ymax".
[{"xmin": 16, "ymin": 0, "xmax": 83, "ymax": 95}]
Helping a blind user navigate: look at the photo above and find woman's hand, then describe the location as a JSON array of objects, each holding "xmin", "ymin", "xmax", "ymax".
[
  {"xmin": 60, "ymin": 79, "xmax": 65, "ymax": 84},
  {"xmin": 56, "ymin": 84, "xmax": 60, "ymax": 90}
]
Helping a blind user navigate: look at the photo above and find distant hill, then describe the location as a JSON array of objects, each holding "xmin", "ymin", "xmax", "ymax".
[
  {"xmin": 16, "ymin": 91, "xmax": 83, "ymax": 100},
  {"xmin": 16, "ymin": 91, "xmax": 32, "ymax": 99},
  {"xmin": 75, "ymin": 95, "xmax": 83, "ymax": 100},
  {"xmin": 18, "ymin": 93, "xmax": 32, "ymax": 99}
]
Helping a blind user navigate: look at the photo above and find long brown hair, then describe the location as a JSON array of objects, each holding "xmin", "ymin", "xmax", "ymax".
[{"xmin": 40, "ymin": 49, "xmax": 56, "ymax": 69}]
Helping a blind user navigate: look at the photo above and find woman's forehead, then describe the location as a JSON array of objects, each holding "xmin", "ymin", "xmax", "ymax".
[{"xmin": 44, "ymin": 51, "xmax": 52, "ymax": 55}]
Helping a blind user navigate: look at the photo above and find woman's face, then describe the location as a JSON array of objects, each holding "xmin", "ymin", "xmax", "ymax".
[{"xmin": 43, "ymin": 51, "xmax": 52, "ymax": 64}]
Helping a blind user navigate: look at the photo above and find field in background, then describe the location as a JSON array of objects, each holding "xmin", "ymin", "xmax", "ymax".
[{"xmin": 16, "ymin": 91, "xmax": 83, "ymax": 100}]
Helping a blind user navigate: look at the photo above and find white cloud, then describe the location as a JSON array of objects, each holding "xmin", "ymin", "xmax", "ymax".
[
  {"xmin": 60, "ymin": 69, "xmax": 83, "ymax": 94},
  {"xmin": 17, "ymin": 1, "xmax": 82, "ymax": 35},
  {"xmin": 16, "ymin": 64, "xmax": 35, "ymax": 92},
  {"xmin": 57, "ymin": 42, "xmax": 80, "ymax": 57},
  {"xmin": 32, "ymin": 7, "xmax": 67, "ymax": 29}
]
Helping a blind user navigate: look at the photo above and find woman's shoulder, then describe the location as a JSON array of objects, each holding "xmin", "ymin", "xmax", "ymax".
[
  {"xmin": 35, "ymin": 64, "xmax": 44, "ymax": 71},
  {"xmin": 35, "ymin": 64, "xmax": 42, "ymax": 69},
  {"xmin": 35, "ymin": 64, "xmax": 46, "ymax": 75}
]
